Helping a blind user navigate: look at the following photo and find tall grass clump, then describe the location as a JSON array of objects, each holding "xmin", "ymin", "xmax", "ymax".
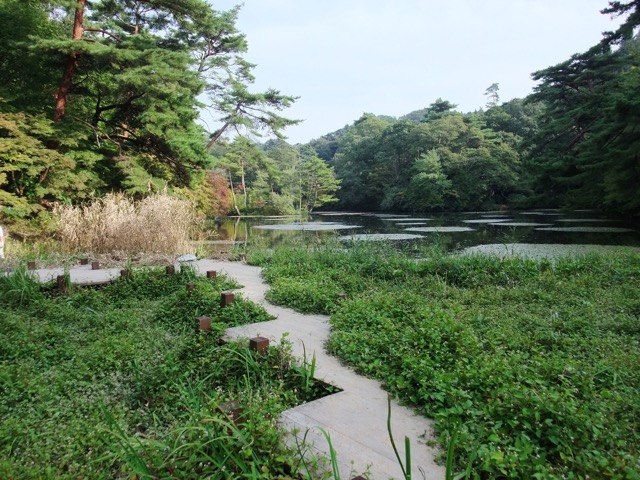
[{"xmin": 55, "ymin": 192, "xmax": 196, "ymax": 255}]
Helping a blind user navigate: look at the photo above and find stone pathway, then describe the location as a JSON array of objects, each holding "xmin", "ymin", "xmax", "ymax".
[
  {"xmin": 193, "ymin": 260, "xmax": 445, "ymax": 480},
  {"xmin": 28, "ymin": 259, "xmax": 445, "ymax": 480}
]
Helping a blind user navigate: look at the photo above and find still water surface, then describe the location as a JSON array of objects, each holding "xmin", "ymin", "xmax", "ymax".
[{"xmin": 211, "ymin": 210, "xmax": 640, "ymax": 253}]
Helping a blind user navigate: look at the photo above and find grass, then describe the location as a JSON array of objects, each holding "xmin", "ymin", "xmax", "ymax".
[
  {"xmin": 54, "ymin": 192, "xmax": 197, "ymax": 255},
  {"xmin": 252, "ymin": 243, "xmax": 640, "ymax": 479},
  {"xmin": 0, "ymin": 265, "xmax": 331, "ymax": 479}
]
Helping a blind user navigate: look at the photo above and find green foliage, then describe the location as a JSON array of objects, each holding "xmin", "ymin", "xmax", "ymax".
[
  {"xmin": 0, "ymin": 265, "xmax": 327, "ymax": 478},
  {"xmin": 0, "ymin": 0, "xmax": 297, "ymax": 219},
  {"xmin": 261, "ymin": 246, "xmax": 640, "ymax": 478},
  {"xmin": 0, "ymin": 109, "xmax": 84, "ymax": 218},
  {"xmin": 326, "ymin": 106, "xmax": 523, "ymax": 212},
  {"xmin": 526, "ymin": 4, "xmax": 640, "ymax": 213}
]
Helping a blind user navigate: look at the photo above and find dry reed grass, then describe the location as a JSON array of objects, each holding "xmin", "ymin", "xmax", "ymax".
[{"xmin": 55, "ymin": 193, "xmax": 196, "ymax": 255}]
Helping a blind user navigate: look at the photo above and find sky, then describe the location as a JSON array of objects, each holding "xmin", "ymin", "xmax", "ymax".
[{"xmin": 202, "ymin": 0, "xmax": 622, "ymax": 144}]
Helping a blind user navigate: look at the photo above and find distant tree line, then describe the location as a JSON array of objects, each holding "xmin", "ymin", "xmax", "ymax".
[{"xmin": 306, "ymin": 1, "xmax": 640, "ymax": 215}]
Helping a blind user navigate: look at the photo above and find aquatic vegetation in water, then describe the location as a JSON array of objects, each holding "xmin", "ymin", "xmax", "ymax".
[
  {"xmin": 557, "ymin": 218, "xmax": 617, "ymax": 222},
  {"xmin": 253, "ymin": 222, "xmax": 361, "ymax": 231},
  {"xmin": 405, "ymin": 226, "xmax": 475, "ymax": 233},
  {"xmin": 339, "ymin": 233, "xmax": 424, "ymax": 241},
  {"xmin": 536, "ymin": 226, "xmax": 635, "ymax": 233},
  {"xmin": 489, "ymin": 222, "xmax": 551, "ymax": 227},
  {"xmin": 463, "ymin": 218, "xmax": 511, "ymax": 224}
]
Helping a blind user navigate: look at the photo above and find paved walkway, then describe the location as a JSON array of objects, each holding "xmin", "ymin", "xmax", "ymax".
[
  {"xmin": 29, "ymin": 259, "xmax": 445, "ymax": 480},
  {"xmin": 193, "ymin": 260, "xmax": 445, "ymax": 480}
]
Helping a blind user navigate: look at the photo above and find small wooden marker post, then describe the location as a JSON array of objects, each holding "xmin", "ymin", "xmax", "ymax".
[
  {"xmin": 27, "ymin": 261, "xmax": 36, "ymax": 270},
  {"xmin": 166, "ymin": 265, "xmax": 175, "ymax": 275},
  {"xmin": 80, "ymin": 258, "xmax": 89, "ymax": 265},
  {"xmin": 56, "ymin": 274, "xmax": 68, "ymax": 294},
  {"xmin": 249, "ymin": 336, "xmax": 269, "ymax": 354},
  {"xmin": 220, "ymin": 291, "xmax": 235, "ymax": 307},
  {"xmin": 206, "ymin": 270, "xmax": 217, "ymax": 279},
  {"xmin": 120, "ymin": 269, "xmax": 130, "ymax": 278},
  {"xmin": 337, "ymin": 293, "xmax": 348, "ymax": 300},
  {"xmin": 186, "ymin": 282, "xmax": 196, "ymax": 291},
  {"xmin": 196, "ymin": 315, "xmax": 211, "ymax": 334},
  {"xmin": 91, "ymin": 261, "xmax": 100, "ymax": 270}
]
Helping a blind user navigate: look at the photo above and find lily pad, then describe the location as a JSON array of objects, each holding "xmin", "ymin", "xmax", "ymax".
[
  {"xmin": 489, "ymin": 222, "xmax": 552, "ymax": 227},
  {"xmin": 463, "ymin": 219, "xmax": 510, "ymax": 224},
  {"xmin": 556, "ymin": 218, "xmax": 617, "ymax": 223},
  {"xmin": 253, "ymin": 222, "xmax": 361, "ymax": 231},
  {"xmin": 339, "ymin": 233, "xmax": 424, "ymax": 241},
  {"xmin": 405, "ymin": 226, "xmax": 475, "ymax": 233},
  {"xmin": 520, "ymin": 211, "xmax": 562, "ymax": 216},
  {"xmin": 535, "ymin": 226, "xmax": 635, "ymax": 233}
]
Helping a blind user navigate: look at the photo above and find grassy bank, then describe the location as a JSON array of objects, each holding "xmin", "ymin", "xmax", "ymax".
[
  {"xmin": 253, "ymin": 244, "xmax": 640, "ymax": 479},
  {"xmin": 0, "ymin": 266, "xmax": 324, "ymax": 479}
]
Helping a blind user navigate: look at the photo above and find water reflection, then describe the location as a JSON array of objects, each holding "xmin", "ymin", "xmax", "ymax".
[{"xmin": 208, "ymin": 211, "xmax": 640, "ymax": 252}]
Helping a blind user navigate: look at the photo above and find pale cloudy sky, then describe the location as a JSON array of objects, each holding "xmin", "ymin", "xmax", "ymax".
[{"xmin": 203, "ymin": 0, "xmax": 621, "ymax": 144}]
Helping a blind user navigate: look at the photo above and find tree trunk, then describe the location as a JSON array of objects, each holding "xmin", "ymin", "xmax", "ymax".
[{"xmin": 53, "ymin": 0, "xmax": 85, "ymax": 122}]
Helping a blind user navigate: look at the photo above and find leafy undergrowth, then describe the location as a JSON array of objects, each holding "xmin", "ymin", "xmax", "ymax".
[
  {"xmin": 0, "ymin": 266, "xmax": 330, "ymax": 479},
  {"xmin": 257, "ymin": 244, "xmax": 640, "ymax": 479}
]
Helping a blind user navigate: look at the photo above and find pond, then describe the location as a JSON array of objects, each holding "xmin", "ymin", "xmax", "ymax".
[{"xmin": 205, "ymin": 210, "xmax": 640, "ymax": 257}]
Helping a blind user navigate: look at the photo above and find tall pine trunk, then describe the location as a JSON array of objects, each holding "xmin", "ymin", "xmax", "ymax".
[{"xmin": 53, "ymin": 0, "xmax": 85, "ymax": 122}]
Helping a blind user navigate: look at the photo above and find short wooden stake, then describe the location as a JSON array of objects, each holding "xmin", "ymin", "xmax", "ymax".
[
  {"xmin": 249, "ymin": 336, "xmax": 269, "ymax": 354},
  {"xmin": 80, "ymin": 258, "xmax": 89, "ymax": 265},
  {"xmin": 27, "ymin": 261, "xmax": 36, "ymax": 270},
  {"xmin": 220, "ymin": 291, "xmax": 235, "ymax": 307},
  {"xmin": 206, "ymin": 270, "xmax": 217, "ymax": 279},
  {"xmin": 120, "ymin": 269, "xmax": 130, "ymax": 278},
  {"xmin": 337, "ymin": 293, "xmax": 348, "ymax": 300},
  {"xmin": 91, "ymin": 261, "xmax": 100, "ymax": 270},
  {"xmin": 166, "ymin": 265, "xmax": 175, "ymax": 275},
  {"xmin": 186, "ymin": 282, "xmax": 196, "ymax": 291},
  {"xmin": 196, "ymin": 315, "xmax": 211, "ymax": 334},
  {"xmin": 56, "ymin": 275, "xmax": 68, "ymax": 294}
]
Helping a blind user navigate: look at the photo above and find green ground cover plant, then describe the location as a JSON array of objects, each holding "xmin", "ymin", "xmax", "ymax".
[
  {"xmin": 0, "ymin": 266, "xmax": 327, "ymax": 479},
  {"xmin": 254, "ymin": 244, "xmax": 640, "ymax": 479}
]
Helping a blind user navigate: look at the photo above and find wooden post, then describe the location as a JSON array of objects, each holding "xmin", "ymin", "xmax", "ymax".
[
  {"xmin": 196, "ymin": 315, "xmax": 211, "ymax": 334},
  {"xmin": 56, "ymin": 275, "xmax": 68, "ymax": 294},
  {"xmin": 220, "ymin": 291, "xmax": 235, "ymax": 307},
  {"xmin": 27, "ymin": 261, "xmax": 36, "ymax": 270},
  {"xmin": 80, "ymin": 258, "xmax": 89, "ymax": 265},
  {"xmin": 166, "ymin": 265, "xmax": 175, "ymax": 275},
  {"xmin": 206, "ymin": 270, "xmax": 217, "ymax": 279},
  {"xmin": 120, "ymin": 269, "xmax": 130, "ymax": 278},
  {"xmin": 337, "ymin": 293, "xmax": 348, "ymax": 300},
  {"xmin": 186, "ymin": 282, "xmax": 196, "ymax": 291},
  {"xmin": 249, "ymin": 336, "xmax": 269, "ymax": 354},
  {"xmin": 91, "ymin": 261, "xmax": 100, "ymax": 270}
]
